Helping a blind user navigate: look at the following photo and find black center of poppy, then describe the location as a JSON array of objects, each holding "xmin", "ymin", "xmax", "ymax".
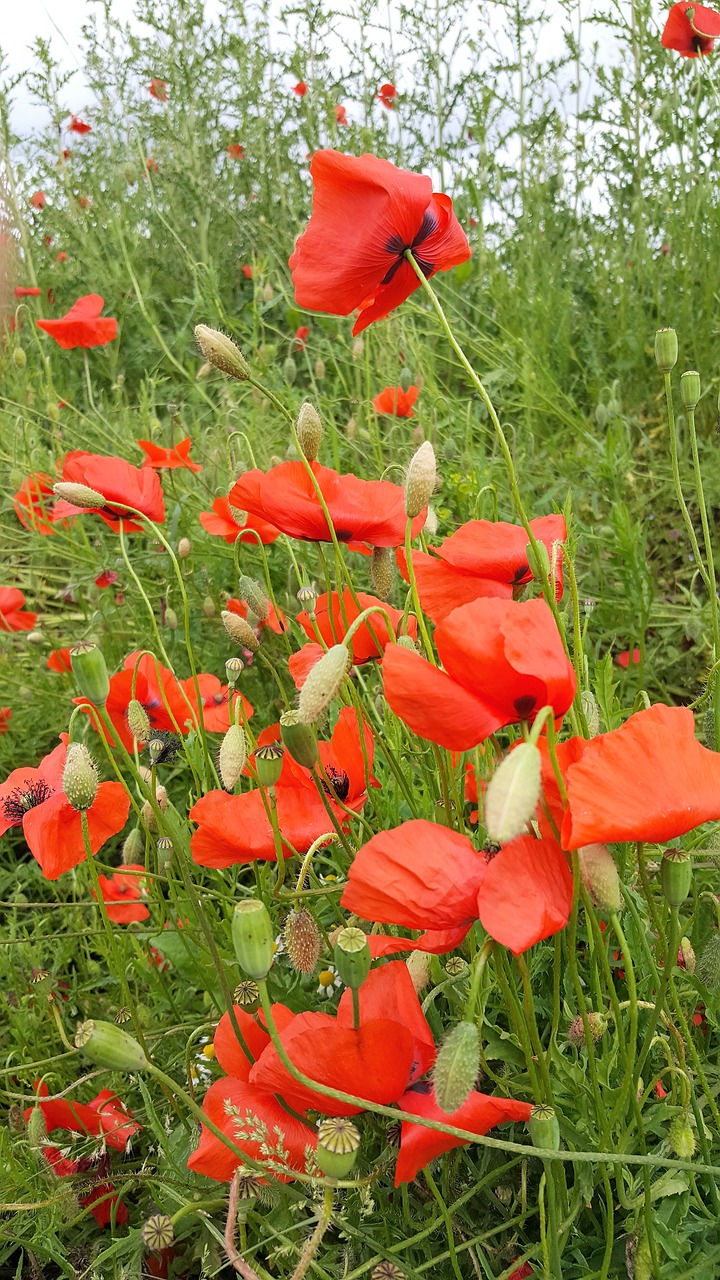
[
  {"xmin": 514, "ymin": 695, "xmax": 537, "ymax": 721},
  {"xmin": 511, "ymin": 563, "xmax": 529, "ymax": 583},
  {"xmin": 101, "ymin": 504, "xmax": 133, "ymax": 522},
  {"xmin": 322, "ymin": 767, "xmax": 350, "ymax": 801},
  {"xmin": 2, "ymin": 779, "xmax": 54, "ymax": 824},
  {"xmin": 333, "ymin": 529, "xmax": 354, "ymax": 542},
  {"xmin": 381, "ymin": 208, "xmax": 439, "ymax": 285}
]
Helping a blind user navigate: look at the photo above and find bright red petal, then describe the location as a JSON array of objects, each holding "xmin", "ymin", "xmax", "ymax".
[
  {"xmin": 394, "ymin": 1084, "xmax": 532, "ymax": 1184},
  {"xmin": 22, "ymin": 782, "xmax": 129, "ymax": 879},
  {"xmin": 477, "ymin": 835, "xmax": 572, "ymax": 954},
  {"xmin": 382, "ymin": 643, "xmax": 505, "ymax": 750},
  {"xmin": 187, "ymin": 1078, "xmax": 316, "ymax": 1181}
]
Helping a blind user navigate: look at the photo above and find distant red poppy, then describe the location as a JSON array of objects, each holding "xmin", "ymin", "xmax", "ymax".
[
  {"xmin": 372, "ymin": 385, "xmax": 419, "ymax": 417},
  {"xmin": 227, "ymin": 143, "xmax": 246, "ymax": 159},
  {"xmin": 615, "ymin": 647, "xmax": 641, "ymax": 668},
  {"xmin": 146, "ymin": 157, "xmax": 158, "ymax": 173},
  {"xmin": 53, "ymin": 451, "xmax": 165, "ymax": 532},
  {"xmin": 294, "ymin": 81, "xmax": 308, "ymax": 96},
  {"xmin": 397, "ymin": 513, "xmax": 566, "ymax": 623},
  {"xmin": 198, "ymin": 496, "xmax": 280, "ymax": 545},
  {"xmin": 290, "ymin": 589, "xmax": 417, "ymax": 688},
  {"xmin": 26, "ymin": 1080, "xmax": 139, "ymax": 1150},
  {"xmin": 241, "ymin": 264, "xmax": 253, "ymax": 278},
  {"xmin": 12, "ymin": 473, "xmax": 57, "ymax": 535},
  {"xmin": 137, "ymin": 436, "xmax": 203, "ymax": 472},
  {"xmin": 55, "ymin": 252, "xmax": 68, "ymax": 263},
  {"xmin": 78, "ymin": 651, "xmax": 191, "ymax": 750},
  {"xmin": 0, "ymin": 708, "xmax": 11, "ymax": 735},
  {"xmin": 294, "ymin": 325, "xmax": 309, "ymax": 349},
  {"xmin": 662, "ymin": 2, "xmax": 720, "ymax": 55},
  {"xmin": 37, "ymin": 294, "xmax": 117, "ymax": 350},
  {"xmin": 95, "ymin": 570, "xmax": 119, "ymax": 589},
  {"xmin": 383, "ymin": 596, "xmax": 576, "ymax": 751},
  {"xmin": 180, "ymin": 672, "xmax": 253, "ymax": 734},
  {"xmin": 14, "ymin": 286, "xmax": 41, "ymax": 297},
  {"xmin": 561, "ymin": 704, "xmax": 720, "ymax": 848},
  {"xmin": 0, "ymin": 735, "xmax": 130, "ymax": 879},
  {"xmin": 48, "ymin": 647, "xmax": 73, "ymax": 674},
  {"xmin": 290, "ymin": 151, "xmax": 471, "ymax": 335},
  {"xmin": 378, "ymin": 83, "xmax": 397, "ymax": 109},
  {"xmin": 334, "ymin": 104, "xmax": 349, "ymax": 126},
  {"xmin": 229, "ymin": 460, "xmax": 426, "ymax": 549},
  {"xmin": 148, "ymin": 78, "xmax": 168, "ymax": 100},
  {"xmin": 68, "ymin": 115, "xmax": 92, "ymax": 134},
  {"xmin": 394, "ymin": 1081, "xmax": 532, "ymax": 1184},
  {"xmin": 30, "ymin": 191, "xmax": 46, "ymax": 209},
  {"xmin": 508, "ymin": 1266, "xmax": 534, "ymax": 1280},
  {"xmin": 61, "ymin": 149, "xmax": 70, "ymax": 161},
  {"xmin": 94, "ymin": 864, "xmax": 150, "ymax": 923},
  {"xmin": 0, "ymin": 587, "xmax": 37, "ymax": 632}
]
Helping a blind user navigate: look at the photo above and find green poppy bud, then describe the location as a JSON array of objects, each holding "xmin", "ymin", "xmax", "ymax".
[
  {"xmin": 433, "ymin": 1021, "xmax": 480, "ymax": 1115},
  {"xmin": 222, "ymin": 609, "xmax": 260, "ymax": 652},
  {"xmin": 194, "ymin": 325, "xmax": 250, "ymax": 380},
  {"xmin": 71, "ymin": 642, "xmax": 110, "ymax": 706},
  {"xmin": 296, "ymin": 401, "xmax": 323, "ymax": 462},
  {"xmin": 27, "ymin": 1105, "xmax": 47, "ymax": 1149},
  {"xmin": 232, "ymin": 899, "xmax": 275, "ymax": 980},
  {"xmin": 13, "ymin": 347, "xmax": 26, "ymax": 370},
  {"xmin": 74, "ymin": 1019, "xmax": 148, "ymax": 1072},
  {"xmin": 54, "ymin": 481, "xmax": 105, "ymax": 509},
  {"xmin": 578, "ymin": 843, "xmax": 623, "ymax": 913},
  {"xmin": 404, "ymin": 441, "xmax": 436, "ymax": 519},
  {"xmin": 280, "ymin": 710, "xmax": 318, "ymax": 769},
  {"xmin": 127, "ymin": 698, "xmax": 151, "ymax": 744},
  {"xmin": 660, "ymin": 848, "xmax": 692, "ymax": 909},
  {"xmin": 122, "ymin": 827, "xmax": 144, "ymax": 865},
  {"xmin": 283, "ymin": 355, "xmax": 297, "ymax": 385},
  {"xmin": 668, "ymin": 1112, "xmax": 696, "ymax": 1159},
  {"xmin": 297, "ymin": 644, "xmax": 350, "ymax": 724},
  {"xmin": 237, "ymin": 575, "xmax": 269, "ymax": 621},
  {"xmin": 334, "ymin": 926, "xmax": 371, "ymax": 990},
  {"xmin": 399, "ymin": 367, "xmax": 413, "ymax": 393},
  {"xmin": 219, "ymin": 723, "xmax": 247, "ymax": 790},
  {"xmin": 62, "ymin": 744, "xmax": 99, "ymax": 811},
  {"xmin": 316, "ymin": 1116, "xmax": 361, "ymax": 1179},
  {"xmin": 484, "ymin": 742, "xmax": 541, "ymax": 844},
  {"xmin": 370, "ymin": 546, "xmax": 394, "ymax": 599}
]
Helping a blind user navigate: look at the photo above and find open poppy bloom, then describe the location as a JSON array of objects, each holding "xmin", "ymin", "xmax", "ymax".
[
  {"xmin": 661, "ymin": 2, "xmax": 720, "ymax": 55},
  {"xmin": 52, "ymin": 451, "xmax": 165, "ymax": 532},
  {"xmin": 290, "ymin": 151, "xmax": 471, "ymax": 335},
  {"xmin": 398, "ymin": 514, "xmax": 566, "ymax": 623},
  {"xmin": 78, "ymin": 651, "xmax": 193, "ymax": 750},
  {"xmin": 372, "ymin": 385, "xmax": 419, "ymax": 417},
  {"xmin": 394, "ymin": 1080, "xmax": 532, "ymax": 1185},
  {"xmin": 615, "ymin": 647, "xmax": 641, "ymax": 668},
  {"xmin": 294, "ymin": 81, "xmax": 308, "ymax": 96},
  {"xmin": 290, "ymin": 589, "xmax": 417, "ymax": 687},
  {"xmin": 30, "ymin": 191, "xmax": 46, "ymax": 209},
  {"xmin": 378, "ymin": 83, "xmax": 397, "ymax": 109},
  {"xmin": 12, "ymin": 473, "xmax": 59, "ymax": 535},
  {"xmin": 334, "ymin": 104, "xmax": 349, "ymax": 125},
  {"xmin": 0, "ymin": 587, "xmax": 37, "ymax": 632},
  {"xmin": 179, "ymin": 671, "xmax": 253, "ymax": 733},
  {"xmin": 94, "ymin": 570, "xmax": 119, "ymax": 589},
  {"xmin": 198, "ymin": 495, "xmax": 280, "ymax": 545},
  {"xmin": 48, "ymin": 647, "xmax": 73, "ymax": 674},
  {"xmin": 189, "ymin": 707, "xmax": 375, "ymax": 868},
  {"xmin": 227, "ymin": 143, "xmax": 246, "ymax": 159},
  {"xmin": 94, "ymin": 864, "xmax": 150, "ymax": 923},
  {"xmin": 148, "ymin": 78, "xmax": 168, "ymax": 100},
  {"xmin": 383, "ymin": 596, "xmax": 576, "ymax": 751},
  {"xmin": 37, "ymin": 294, "xmax": 117, "ymax": 350},
  {"xmin": 14, "ymin": 286, "xmax": 42, "ymax": 297},
  {"xmin": 0, "ymin": 735, "xmax": 130, "ymax": 879},
  {"xmin": 68, "ymin": 115, "xmax": 92, "ymax": 133},
  {"xmin": 560, "ymin": 704, "xmax": 720, "ymax": 848},
  {"xmin": 229, "ymin": 460, "xmax": 426, "ymax": 549},
  {"xmin": 137, "ymin": 436, "xmax": 203, "ymax": 472}
]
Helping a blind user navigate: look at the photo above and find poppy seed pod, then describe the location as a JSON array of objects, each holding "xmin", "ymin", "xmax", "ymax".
[
  {"xmin": 680, "ymin": 370, "xmax": 702, "ymax": 411},
  {"xmin": 225, "ymin": 656, "xmax": 244, "ymax": 686},
  {"xmin": 219, "ymin": 723, "xmax": 247, "ymax": 790},
  {"xmin": 141, "ymin": 1215, "xmax": 175, "ymax": 1251},
  {"xmin": 284, "ymin": 906, "xmax": 322, "ymax": 974},
  {"xmin": 404, "ymin": 441, "xmax": 436, "ymax": 519},
  {"xmin": 127, "ymin": 698, "xmax": 151, "ymax": 743},
  {"xmin": 334, "ymin": 926, "xmax": 371, "ymax": 989},
  {"xmin": 222, "ymin": 609, "xmax": 260, "ymax": 652},
  {"xmin": 54, "ymin": 480, "xmax": 106, "ymax": 509},
  {"xmin": 578, "ymin": 843, "xmax": 623, "ymax": 913},
  {"xmin": 62, "ymin": 744, "xmax": 99, "ymax": 811},
  {"xmin": 316, "ymin": 1116, "xmax": 361, "ymax": 1179},
  {"xmin": 194, "ymin": 325, "xmax": 249, "ymax": 380},
  {"xmin": 528, "ymin": 1103, "xmax": 560, "ymax": 1151},
  {"xmin": 254, "ymin": 743, "xmax": 284, "ymax": 787},
  {"xmin": 370, "ymin": 546, "xmax": 395, "ymax": 599},
  {"xmin": 296, "ymin": 584, "xmax": 317, "ymax": 614},
  {"xmin": 231, "ymin": 899, "xmax": 275, "ymax": 980},
  {"xmin": 237, "ymin": 575, "xmax": 269, "ymax": 621},
  {"xmin": 484, "ymin": 742, "xmax": 542, "ymax": 844},
  {"xmin": 74, "ymin": 1018, "xmax": 149, "ymax": 1072},
  {"xmin": 297, "ymin": 644, "xmax": 350, "ymax": 724},
  {"xmin": 71, "ymin": 642, "xmax": 110, "ymax": 706},
  {"xmin": 433, "ymin": 1021, "xmax": 480, "ymax": 1114},
  {"xmin": 660, "ymin": 848, "xmax": 693, "ymax": 909},
  {"xmin": 280, "ymin": 709, "xmax": 318, "ymax": 769},
  {"xmin": 296, "ymin": 401, "xmax": 323, "ymax": 461},
  {"xmin": 654, "ymin": 328, "xmax": 678, "ymax": 373}
]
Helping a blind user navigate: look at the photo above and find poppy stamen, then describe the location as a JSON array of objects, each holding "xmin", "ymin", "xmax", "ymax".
[
  {"xmin": 2, "ymin": 779, "xmax": 54, "ymax": 823},
  {"xmin": 514, "ymin": 695, "xmax": 537, "ymax": 720},
  {"xmin": 322, "ymin": 766, "xmax": 351, "ymax": 801}
]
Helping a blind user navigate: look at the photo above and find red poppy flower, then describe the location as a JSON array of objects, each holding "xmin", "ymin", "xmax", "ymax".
[
  {"xmin": 12, "ymin": 473, "xmax": 58, "ymax": 535},
  {"xmin": 14, "ymin": 286, "xmax": 41, "ymax": 297},
  {"xmin": 37, "ymin": 294, "xmax": 117, "ymax": 350},
  {"xmin": 78, "ymin": 652, "xmax": 191, "ymax": 749},
  {"xmin": 398, "ymin": 514, "xmax": 566, "ymax": 623},
  {"xmin": 68, "ymin": 115, "xmax": 92, "ymax": 133},
  {"xmin": 94, "ymin": 863, "xmax": 150, "ymax": 923},
  {"xmin": 41, "ymin": 1144, "xmax": 129, "ymax": 1227},
  {"xmin": 289, "ymin": 151, "xmax": 471, "ymax": 336},
  {"xmin": 334, "ymin": 104, "xmax": 349, "ymax": 125},
  {"xmin": 227, "ymin": 143, "xmax": 246, "ymax": 159},
  {"xmin": 55, "ymin": 251, "xmax": 68, "ymax": 262},
  {"xmin": 662, "ymin": 2, "xmax": 720, "ymax": 55},
  {"xmin": 25, "ymin": 1080, "xmax": 140, "ymax": 1150},
  {"xmin": 137, "ymin": 436, "xmax": 203, "ymax": 472},
  {"xmin": 561, "ymin": 704, "xmax": 720, "ymax": 849},
  {"xmin": 189, "ymin": 706, "xmax": 375, "ymax": 868},
  {"xmin": 241, "ymin": 264, "xmax": 253, "ymax": 278},
  {"xmin": 179, "ymin": 672, "xmax": 253, "ymax": 733},
  {"xmin": 146, "ymin": 157, "xmax": 158, "ymax": 173},
  {"xmin": 0, "ymin": 736, "xmax": 130, "ymax": 879},
  {"xmin": 0, "ymin": 587, "xmax": 37, "ymax": 632},
  {"xmin": 615, "ymin": 647, "xmax": 641, "ymax": 668},
  {"xmin": 30, "ymin": 191, "xmax": 46, "ymax": 209},
  {"xmin": 394, "ymin": 1081, "xmax": 532, "ymax": 1185},
  {"xmin": 383, "ymin": 596, "xmax": 576, "ymax": 751},
  {"xmin": 198, "ymin": 496, "xmax": 280, "ymax": 545},
  {"xmin": 94, "ymin": 570, "xmax": 119, "ymax": 589},
  {"xmin": 294, "ymin": 325, "xmax": 309, "ymax": 349},
  {"xmin": 148, "ymin": 78, "xmax": 168, "ymax": 100},
  {"xmin": 378, "ymin": 83, "xmax": 397, "ymax": 109},
  {"xmin": 372, "ymin": 385, "xmax": 419, "ymax": 417},
  {"xmin": 294, "ymin": 81, "xmax": 308, "ymax": 96},
  {"xmin": 230, "ymin": 460, "xmax": 426, "ymax": 549},
  {"xmin": 52, "ymin": 451, "xmax": 165, "ymax": 532},
  {"xmin": 0, "ymin": 707, "xmax": 11, "ymax": 734},
  {"xmin": 654, "ymin": 1080, "xmax": 668, "ymax": 1100},
  {"xmin": 290, "ymin": 590, "xmax": 417, "ymax": 688},
  {"xmin": 48, "ymin": 647, "xmax": 73, "ymax": 673}
]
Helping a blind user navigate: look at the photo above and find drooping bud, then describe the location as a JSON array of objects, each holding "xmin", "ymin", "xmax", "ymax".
[
  {"xmin": 404, "ymin": 441, "xmax": 436, "ymax": 519},
  {"xmin": 13, "ymin": 347, "xmax": 26, "ymax": 370},
  {"xmin": 567, "ymin": 1011, "xmax": 608, "ymax": 1047},
  {"xmin": 122, "ymin": 827, "xmax": 144, "ymax": 864},
  {"xmin": 433, "ymin": 1021, "xmax": 480, "ymax": 1114},
  {"xmin": 484, "ymin": 743, "xmax": 541, "ymax": 844},
  {"xmin": 54, "ymin": 481, "xmax": 105, "ymax": 509},
  {"xmin": 297, "ymin": 644, "xmax": 350, "ymax": 724},
  {"xmin": 697, "ymin": 935, "xmax": 720, "ymax": 990},
  {"xmin": 74, "ymin": 1019, "xmax": 149, "ymax": 1072},
  {"xmin": 237, "ymin": 575, "xmax": 269, "ymax": 621},
  {"xmin": 654, "ymin": 328, "xmax": 678, "ymax": 373},
  {"xmin": 679, "ymin": 936, "xmax": 696, "ymax": 973},
  {"xmin": 141, "ymin": 1214, "xmax": 175, "ymax": 1251},
  {"xmin": 232, "ymin": 899, "xmax": 275, "ymax": 980},
  {"xmin": 127, "ymin": 698, "xmax": 151, "ymax": 743},
  {"xmin": 334, "ymin": 926, "xmax": 372, "ymax": 990},
  {"xmin": 177, "ymin": 537, "xmax": 191, "ymax": 560},
  {"xmin": 528, "ymin": 1103, "xmax": 560, "ymax": 1150},
  {"xmin": 578, "ymin": 843, "xmax": 623, "ymax": 913},
  {"xmin": 284, "ymin": 907, "xmax": 322, "ymax": 974},
  {"xmin": 225, "ymin": 656, "xmax": 244, "ymax": 686},
  {"xmin": 680, "ymin": 371, "xmax": 702, "ymax": 411},
  {"xmin": 406, "ymin": 950, "xmax": 433, "ymax": 994},
  {"xmin": 219, "ymin": 724, "xmax": 247, "ymax": 790},
  {"xmin": 283, "ymin": 355, "xmax": 297, "ymax": 385},
  {"xmin": 27, "ymin": 1105, "xmax": 47, "ymax": 1149},
  {"xmin": 316, "ymin": 1116, "xmax": 361, "ymax": 1179},
  {"xmin": 194, "ymin": 325, "xmax": 250, "ymax": 380},
  {"xmin": 280, "ymin": 710, "xmax": 318, "ymax": 769},
  {"xmin": 71, "ymin": 642, "xmax": 110, "ymax": 706},
  {"xmin": 62, "ymin": 744, "xmax": 99, "ymax": 811},
  {"xmin": 254, "ymin": 743, "xmax": 284, "ymax": 787},
  {"xmin": 296, "ymin": 401, "xmax": 323, "ymax": 461},
  {"xmin": 399, "ymin": 367, "xmax": 413, "ymax": 393},
  {"xmin": 164, "ymin": 606, "xmax": 178, "ymax": 631},
  {"xmin": 370, "ymin": 546, "xmax": 394, "ymax": 599},
  {"xmin": 660, "ymin": 849, "xmax": 692, "ymax": 909},
  {"xmin": 222, "ymin": 609, "xmax": 260, "ymax": 652},
  {"xmin": 314, "ymin": 358, "xmax": 326, "ymax": 380}
]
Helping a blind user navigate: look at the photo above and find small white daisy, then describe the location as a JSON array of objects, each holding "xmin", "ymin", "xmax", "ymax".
[{"xmin": 317, "ymin": 965, "xmax": 342, "ymax": 999}]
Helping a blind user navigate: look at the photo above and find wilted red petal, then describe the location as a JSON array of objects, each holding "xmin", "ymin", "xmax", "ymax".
[{"xmin": 394, "ymin": 1083, "xmax": 532, "ymax": 1184}]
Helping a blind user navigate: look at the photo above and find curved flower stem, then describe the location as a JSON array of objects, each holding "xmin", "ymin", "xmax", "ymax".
[
  {"xmin": 225, "ymin": 1169, "xmax": 262, "ymax": 1279},
  {"xmin": 423, "ymin": 1168, "xmax": 463, "ymax": 1280},
  {"xmin": 403, "ymin": 518, "xmax": 435, "ymax": 662},
  {"xmin": 515, "ymin": 954, "xmax": 553, "ymax": 1106}
]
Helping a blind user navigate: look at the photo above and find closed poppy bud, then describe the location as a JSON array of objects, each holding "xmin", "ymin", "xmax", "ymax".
[
  {"xmin": 54, "ymin": 480, "xmax": 106, "ymax": 508},
  {"xmin": 316, "ymin": 1116, "xmax": 361, "ymax": 1179},
  {"xmin": 127, "ymin": 698, "xmax": 151, "ymax": 743},
  {"xmin": 296, "ymin": 401, "xmax": 323, "ymax": 461},
  {"xmin": 654, "ymin": 328, "xmax": 678, "ymax": 373},
  {"xmin": 262, "ymin": 283, "xmax": 274, "ymax": 303},
  {"xmin": 284, "ymin": 906, "xmax": 322, "ymax": 974},
  {"xmin": 528, "ymin": 1103, "xmax": 560, "ymax": 1151},
  {"xmin": 74, "ymin": 1018, "xmax": 149, "ymax": 1071},
  {"xmin": 660, "ymin": 849, "xmax": 693, "ymax": 909},
  {"xmin": 578, "ymin": 843, "xmax": 622, "ymax": 912},
  {"xmin": 697, "ymin": 935, "xmax": 720, "ymax": 990},
  {"xmin": 280, "ymin": 709, "xmax": 318, "ymax": 768},
  {"xmin": 314, "ymin": 358, "xmax": 326, "ymax": 380},
  {"xmin": 370, "ymin": 546, "xmax": 394, "ymax": 598},
  {"xmin": 62, "ymin": 744, "xmax": 99, "ymax": 811},
  {"xmin": 222, "ymin": 609, "xmax": 260, "ymax": 652},
  {"xmin": 680, "ymin": 371, "xmax": 702, "ymax": 411},
  {"xmin": 27, "ymin": 1105, "xmax": 47, "ymax": 1149},
  {"xmin": 680, "ymin": 936, "xmax": 696, "ymax": 973},
  {"xmin": 433, "ymin": 1021, "xmax": 480, "ymax": 1114},
  {"xmin": 395, "ymin": 635, "xmax": 418, "ymax": 651},
  {"xmin": 283, "ymin": 355, "xmax": 297, "ymax": 385},
  {"xmin": 237, "ymin": 575, "xmax": 269, "ymax": 621},
  {"xmin": 194, "ymin": 325, "xmax": 250, "ymax": 380},
  {"xmin": 203, "ymin": 595, "xmax": 216, "ymax": 618},
  {"xmin": 668, "ymin": 1112, "xmax": 696, "ymax": 1159},
  {"xmin": 525, "ymin": 537, "xmax": 551, "ymax": 586},
  {"xmin": 297, "ymin": 644, "xmax": 350, "ymax": 724},
  {"xmin": 334, "ymin": 926, "xmax": 371, "ymax": 989},
  {"xmin": 484, "ymin": 742, "xmax": 542, "ymax": 844},
  {"xmin": 404, "ymin": 441, "xmax": 435, "ymax": 519},
  {"xmin": 581, "ymin": 690, "xmax": 601, "ymax": 737},
  {"xmin": 122, "ymin": 827, "xmax": 144, "ymax": 864},
  {"xmin": 71, "ymin": 642, "xmax": 110, "ymax": 706},
  {"xmin": 406, "ymin": 949, "xmax": 433, "ymax": 994},
  {"xmin": 177, "ymin": 537, "xmax": 191, "ymax": 559},
  {"xmin": 164, "ymin": 606, "xmax": 178, "ymax": 631},
  {"xmin": 225, "ymin": 656, "xmax": 244, "ymax": 685},
  {"xmin": 232, "ymin": 899, "xmax": 275, "ymax": 980},
  {"xmin": 255, "ymin": 743, "xmax": 284, "ymax": 787},
  {"xmin": 13, "ymin": 347, "xmax": 26, "ymax": 370},
  {"xmin": 219, "ymin": 723, "xmax": 247, "ymax": 790},
  {"xmin": 399, "ymin": 367, "xmax": 413, "ymax": 393}
]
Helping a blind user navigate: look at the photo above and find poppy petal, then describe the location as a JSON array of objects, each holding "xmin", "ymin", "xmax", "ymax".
[
  {"xmin": 187, "ymin": 1078, "xmax": 316, "ymax": 1181},
  {"xmin": 394, "ymin": 1084, "xmax": 532, "ymax": 1185},
  {"xmin": 476, "ymin": 835, "xmax": 573, "ymax": 954},
  {"xmin": 22, "ymin": 782, "xmax": 130, "ymax": 879},
  {"xmin": 382, "ymin": 643, "xmax": 505, "ymax": 750}
]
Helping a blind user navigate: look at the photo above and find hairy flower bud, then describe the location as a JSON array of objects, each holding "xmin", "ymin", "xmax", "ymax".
[
  {"xmin": 668, "ymin": 1113, "xmax": 696, "ymax": 1160},
  {"xmin": 219, "ymin": 723, "xmax": 247, "ymax": 790},
  {"xmin": 127, "ymin": 698, "xmax": 151, "ymax": 743},
  {"xmin": 54, "ymin": 481, "xmax": 106, "ymax": 509},
  {"xmin": 232, "ymin": 899, "xmax": 274, "ymax": 980},
  {"xmin": 13, "ymin": 346, "xmax": 26, "ymax": 370},
  {"xmin": 406, "ymin": 950, "xmax": 433, "ymax": 994},
  {"xmin": 74, "ymin": 1019, "xmax": 148, "ymax": 1072},
  {"xmin": 314, "ymin": 358, "xmax": 326, "ymax": 380},
  {"xmin": 697, "ymin": 935, "xmax": 720, "ymax": 990},
  {"xmin": 222, "ymin": 609, "xmax": 260, "ymax": 652},
  {"xmin": 578, "ymin": 843, "xmax": 622, "ymax": 913},
  {"xmin": 297, "ymin": 645, "xmax": 350, "ymax": 724},
  {"xmin": 122, "ymin": 827, "xmax": 144, "ymax": 865},
  {"xmin": 202, "ymin": 595, "xmax": 216, "ymax": 618},
  {"xmin": 296, "ymin": 401, "xmax": 323, "ymax": 461},
  {"xmin": 580, "ymin": 690, "xmax": 601, "ymax": 737},
  {"xmin": 679, "ymin": 936, "xmax": 696, "ymax": 974},
  {"xmin": 433, "ymin": 1021, "xmax": 480, "ymax": 1114},
  {"xmin": 316, "ymin": 1116, "xmax": 361, "ymax": 1179},
  {"xmin": 27, "ymin": 1105, "xmax": 47, "ymax": 1149},
  {"xmin": 62, "ymin": 744, "xmax": 99, "ymax": 811},
  {"xmin": 194, "ymin": 325, "xmax": 249, "ymax": 380},
  {"xmin": 484, "ymin": 743, "xmax": 541, "ymax": 844},
  {"xmin": 71, "ymin": 642, "xmax": 110, "ymax": 706},
  {"xmin": 370, "ymin": 546, "xmax": 394, "ymax": 599},
  {"xmin": 280, "ymin": 710, "xmax": 318, "ymax": 769},
  {"xmin": 283, "ymin": 355, "xmax": 297, "ymax": 385},
  {"xmin": 177, "ymin": 537, "xmax": 191, "ymax": 559},
  {"xmin": 654, "ymin": 328, "xmax": 678, "ymax": 373},
  {"xmin": 404, "ymin": 441, "xmax": 436, "ymax": 519},
  {"xmin": 237, "ymin": 575, "xmax": 269, "ymax": 621},
  {"xmin": 284, "ymin": 907, "xmax": 322, "ymax": 975},
  {"xmin": 164, "ymin": 606, "xmax": 178, "ymax": 631}
]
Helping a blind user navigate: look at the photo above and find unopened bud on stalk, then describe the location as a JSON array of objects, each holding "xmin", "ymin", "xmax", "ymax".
[
  {"xmin": 296, "ymin": 401, "xmax": 323, "ymax": 461},
  {"xmin": 283, "ymin": 356, "xmax": 297, "ymax": 385},
  {"xmin": 316, "ymin": 1116, "xmax": 361, "ymax": 1179},
  {"xmin": 654, "ymin": 328, "xmax": 678, "ymax": 373},
  {"xmin": 74, "ymin": 1018, "xmax": 148, "ymax": 1071},
  {"xmin": 71, "ymin": 643, "xmax": 110, "ymax": 706},
  {"xmin": 334, "ymin": 926, "xmax": 371, "ymax": 990},
  {"xmin": 202, "ymin": 595, "xmax": 216, "ymax": 618},
  {"xmin": 194, "ymin": 325, "xmax": 250, "ymax": 380},
  {"xmin": 127, "ymin": 698, "xmax": 151, "ymax": 743},
  {"xmin": 370, "ymin": 546, "xmax": 394, "ymax": 599},
  {"xmin": 399, "ymin": 367, "xmax": 413, "ymax": 393},
  {"xmin": 177, "ymin": 537, "xmax": 191, "ymax": 559},
  {"xmin": 528, "ymin": 1103, "xmax": 560, "ymax": 1151},
  {"xmin": 62, "ymin": 744, "xmax": 99, "ymax": 811},
  {"xmin": 396, "ymin": 635, "xmax": 418, "ymax": 651},
  {"xmin": 406, "ymin": 950, "xmax": 433, "ymax": 994},
  {"xmin": 404, "ymin": 441, "xmax": 436, "ymax": 519},
  {"xmin": 580, "ymin": 690, "xmax": 601, "ymax": 737},
  {"xmin": 122, "ymin": 828, "xmax": 144, "ymax": 864},
  {"xmin": 222, "ymin": 610, "xmax": 260, "ymax": 652},
  {"xmin": 679, "ymin": 936, "xmax": 696, "ymax": 973},
  {"xmin": 484, "ymin": 743, "xmax": 541, "ymax": 844},
  {"xmin": 237, "ymin": 575, "xmax": 269, "ymax": 621},
  {"xmin": 219, "ymin": 723, "xmax": 247, "ymax": 790},
  {"xmin": 680, "ymin": 370, "xmax": 702, "ymax": 411},
  {"xmin": 578, "ymin": 843, "xmax": 623, "ymax": 912},
  {"xmin": 296, "ymin": 585, "xmax": 317, "ymax": 614},
  {"xmin": 13, "ymin": 347, "xmax": 26, "ymax": 370},
  {"xmin": 433, "ymin": 1021, "xmax": 480, "ymax": 1114},
  {"xmin": 164, "ymin": 606, "xmax": 178, "ymax": 631},
  {"xmin": 525, "ymin": 538, "xmax": 551, "ymax": 586},
  {"xmin": 254, "ymin": 743, "xmax": 284, "ymax": 787},
  {"xmin": 567, "ymin": 1011, "xmax": 608, "ymax": 1047},
  {"xmin": 232, "ymin": 899, "xmax": 275, "ymax": 979},
  {"xmin": 284, "ymin": 907, "xmax": 322, "ymax": 974},
  {"xmin": 27, "ymin": 1105, "xmax": 47, "ymax": 1149},
  {"xmin": 697, "ymin": 934, "xmax": 720, "ymax": 990},
  {"xmin": 54, "ymin": 481, "xmax": 106, "ymax": 509},
  {"xmin": 280, "ymin": 710, "xmax": 318, "ymax": 768},
  {"xmin": 225, "ymin": 656, "xmax": 244, "ymax": 686},
  {"xmin": 660, "ymin": 848, "xmax": 692, "ymax": 909},
  {"xmin": 314, "ymin": 357, "xmax": 326, "ymax": 380},
  {"xmin": 297, "ymin": 644, "xmax": 350, "ymax": 724},
  {"xmin": 668, "ymin": 1112, "xmax": 696, "ymax": 1159}
]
